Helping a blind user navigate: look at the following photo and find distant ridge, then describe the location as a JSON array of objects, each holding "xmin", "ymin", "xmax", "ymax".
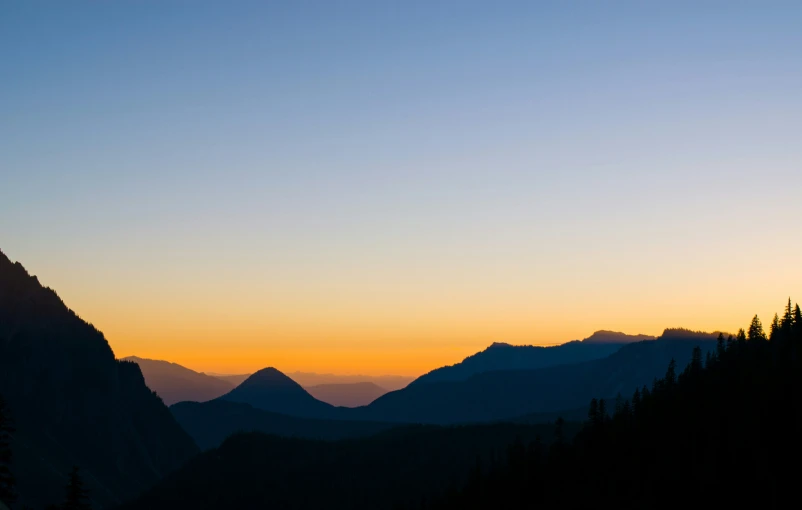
[
  {"xmin": 123, "ymin": 356, "xmax": 234, "ymax": 405},
  {"xmin": 582, "ymin": 330, "xmax": 654, "ymax": 344},
  {"xmin": 305, "ymin": 382, "xmax": 388, "ymax": 407},
  {"xmin": 412, "ymin": 330, "xmax": 655, "ymax": 386},
  {"xmin": 361, "ymin": 332, "xmax": 717, "ymax": 424}
]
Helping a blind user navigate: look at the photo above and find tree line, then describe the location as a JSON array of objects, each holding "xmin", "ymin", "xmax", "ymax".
[{"xmin": 425, "ymin": 298, "xmax": 802, "ymax": 509}]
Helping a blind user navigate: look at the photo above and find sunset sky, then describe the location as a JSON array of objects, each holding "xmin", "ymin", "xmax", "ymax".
[{"xmin": 2, "ymin": 1, "xmax": 801, "ymax": 376}]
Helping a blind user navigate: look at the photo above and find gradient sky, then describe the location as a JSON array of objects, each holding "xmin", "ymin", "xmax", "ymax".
[{"xmin": 2, "ymin": 1, "xmax": 801, "ymax": 376}]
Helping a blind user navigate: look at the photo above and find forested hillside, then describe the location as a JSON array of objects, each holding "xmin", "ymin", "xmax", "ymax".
[{"xmin": 428, "ymin": 300, "xmax": 802, "ymax": 509}]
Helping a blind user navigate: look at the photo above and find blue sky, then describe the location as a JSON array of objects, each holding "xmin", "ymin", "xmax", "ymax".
[{"xmin": 2, "ymin": 1, "xmax": 801, "ymax": 374}]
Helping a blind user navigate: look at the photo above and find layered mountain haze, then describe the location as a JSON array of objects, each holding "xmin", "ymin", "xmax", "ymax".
[
  {"xmin": 288, "ymin": 372, "xmax": 414, "ymax": 392},
  {"xmin": 123, "ymin": 356, "xmax": 234, "ymax": 405},
  {"xmin": 207, "ymin": 373, "xmax": 251, "ymax": 387},
  {"xmin": 305, "ymin": 382, "xmax": 387, "ymax": 407},
  {"xmin": 0, "ymin": 250, "xmax": 198, "ymax": 509}
]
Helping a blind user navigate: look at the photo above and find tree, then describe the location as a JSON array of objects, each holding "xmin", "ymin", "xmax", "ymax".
[
  {"xmin": 782, "ymin": 298, "xmax": 794, "ymax": 331},
  {"xmin": 597, "ymin": 399, "xmax": 607, "ymax": 424},
  {"xmin": 631, "ymin": 388, "xmax": 642, "ymax": 416},
  {"xmin": 770, "ymin": 314, "xmax": 780, "ymax": 341},
  {"xmin": 690, "ymin": 347, "xmax": 703, "ymax": 375},
  {"xmin": 63, "ymin": 466, "xmax": 91, "ymax": 510},
  {"xmin": 0, "ymin": 394, "xmax": 15, "ymax": 507},
  {"xmin": 716, "ymin": 332, "xmax": 726, "ymax": 359},
  {"xmin": 736, "ymin": 328, "xmax": 747, "ymax": 347},
  {"xmin": 748, "ymin": 315, "xmax": 767, "ymax": 342},
  {"xmin": 588, "ymin": 398, "xmax": 599, "ymax": 426},
  {"xmin": 665, "ymin": 359, "xmax": 677, "ymax": 387}
]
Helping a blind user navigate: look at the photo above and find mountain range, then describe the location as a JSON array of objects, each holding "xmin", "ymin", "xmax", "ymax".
[
  {"xmin": 0, "ymin": 250, "xmax": 198, "ymax": 509},
  {"xmin": 168, "ymin": 330, "xmax": 718, "ymax": 450},
  {"xmin": 128, "ymin": 360, "xmax": 397, "ymax": 407},
  {"xmin": 412, "ymin": 330, "xmax": 654, "ymax": 386}
]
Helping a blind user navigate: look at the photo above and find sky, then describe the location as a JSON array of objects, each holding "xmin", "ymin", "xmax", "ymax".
[{"xmin": 2, "ymin": 1, "xmax": 801, "ymax": 376}]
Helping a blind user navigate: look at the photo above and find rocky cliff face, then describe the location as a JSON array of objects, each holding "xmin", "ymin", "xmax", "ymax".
[{"xmin": 0, "ymin": 250, "xmax": 199, "ymax": 508}]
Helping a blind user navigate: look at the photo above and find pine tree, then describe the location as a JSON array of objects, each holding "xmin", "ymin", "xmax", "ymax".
[
  {"xmin": 588, "ymin": 398, "xmax": 598, "ymax": 426},
  {"xmin": 63, "ymin": 466, "xmax": 91, "ymax": 510},
  {"xmin": 690, "ymin": 347, "xmax": 703, "ymax": 374},
  {"xmin": 782, "ymin": 298, "xmax": 794, "ymax": 331},
  {"xmin": 614, "ymin": 393, "xmax": 625, "ymax": 417},
  {"xmin": 748, "ymin": 315, "xmax": 767, "ymax": 342},
  {"xmin": 0, "ymin": 395, "xmax": 15, "ymax": 507},
  {"xmin": 716, "ymin": 332, "xmax": 726, "ymax": 359},
  {"xmin": 664, "ymin": 359, "xmax": 677, "ymax": 387},
  {"xmin": 770, "ymin": 314, "xmax": 780, "ymax": 341},
  {"xmin": 736, "ymin": 328, "xmax": 747, "ymax": 347},
  {"xmin": 631, "ymin": 388, "xmax": 642, "ymax": 416}
]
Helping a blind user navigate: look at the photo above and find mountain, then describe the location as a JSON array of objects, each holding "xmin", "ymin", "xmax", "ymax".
[
  {"xmin": 122, "ymin": 356, "xmax": 234, "ymax": 405},
  {"xmin": 288, "ymin": 372, "xmax": 414, "ymax": 392},
  {"xmin": 207, "ymin": 372, "xmax": 415, "ymax": 392},
  {"xmin": 0, "ymin": 250, "xmax": 199, "ymax": 509},
  {"xmin": 411, "ymin": 330, "xmax": 654, "ymax": 386},
  {"xmin": 305, "ymin": 382, "xmax": 387, "ymax": 407},
  {"xmin": 120, "ymin": 421, "xmax": 580, "ymax": 510},
  {"xmin": 358, "ymin": 334, "xmax": 717, "ymax": 424},
  {"xmin": 218, "ymin": 367, "xmax": 341, "ymax": 419},
  {"xmin": 171, "ymin": 400, "xmax": 397, "ymax": 449}
]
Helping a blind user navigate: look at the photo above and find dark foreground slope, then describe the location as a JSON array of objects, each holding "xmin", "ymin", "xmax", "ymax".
[
  {"xmin": 0, "ymin": 250, "xmax": 198, "ymax": 508},
  {"xmin": 431, "ymin": 303, "xmax": 802, "ymax": 509},
  {"xmin": 412, "ymin": 330, "xmax": 654, "ymax": 386},
  {"xmin": 123, "ymin": 356, "xmax": 234, "ymax": 405},
  {"xmin": 361, "ymin": 332, "xmax": 717, "ymax": 424},
  {"xmin": 121, "ymin": 421, "xmax": 580, "ymax": 510},
  {"xmin": 171, "ymin": 400, "xmax": 397, "ymax": 449}
]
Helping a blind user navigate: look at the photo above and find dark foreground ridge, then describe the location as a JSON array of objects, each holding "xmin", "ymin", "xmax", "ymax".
[{"xmin": 0, "ymin": 249, "xmax": 198, "ymax": 509}]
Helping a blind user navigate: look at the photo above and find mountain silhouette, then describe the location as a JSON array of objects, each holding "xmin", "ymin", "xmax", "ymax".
[
  {"xmin": 171, "ymin": 399, "xmax": 397, "ymax": 449},
  {"xmin": 217, "ymin": 367, "xmax": 341, "ymax": 419},
  {"xmin": 305, "ymin": 382, "xmax": 387, "ymax": 407},
  {"xmin": 411, "ymin": 331, "xmax": 654, "ymax": 386},
  {"xmin": 123, "ymin": 356, "xmax": 234, "ymax": 405},
  {"xmin": 0, "ymin": 249, "xmax": 198, "ymax": 508},
  {"xmin": 359, "ymin": 333, "xmax": 716, "ymax": 424}
]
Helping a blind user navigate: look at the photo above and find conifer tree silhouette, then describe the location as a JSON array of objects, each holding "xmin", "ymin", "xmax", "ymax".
[
  {"xmin": 748, "ymin": 315, "xmax": 767, "ymax": 342},
  {"xmin": 63, "ymin": 466, "xmax": 91, "ymax": 510}
]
